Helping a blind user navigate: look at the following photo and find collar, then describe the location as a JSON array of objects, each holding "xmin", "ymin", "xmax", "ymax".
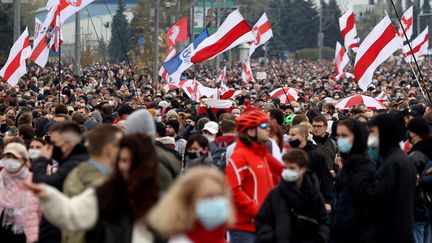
[{"xmin": 88, "ymin": 159, "xmax": 111, "ymax": 175}]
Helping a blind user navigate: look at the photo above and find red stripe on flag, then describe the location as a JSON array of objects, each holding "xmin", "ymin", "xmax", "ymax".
[
  {"xmin": 341, "ymin": 13, "xmax": 355, "ymax": 38},
  {"xmin": 258, "ymin": 21, "xmax": 271, "ymax": 34},
  {"xmin": 404, "ymin": 34, "xmax": 428, "ymax": 56},
  {"xmin": 190, "ymin": 20, "xmax": 251, "ymax": 63},
  {"xmin": 354, "ymin": 23, "xmax": 396, "ymax": 83},
  {"xmin": 335, "ymin": 47, "xmax": 345, "ymax": 73},
  {"xmin": 2, "ymin": 52, "xmax": 22, "ymax": 81},
  {"xmin": 30, "ymin": 37, "xmax": 48, "ymax": 62}
]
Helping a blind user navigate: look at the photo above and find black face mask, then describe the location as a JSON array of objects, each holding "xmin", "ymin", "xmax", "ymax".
[
  {"xmin": 52, "ymin": 145, "xmax": 64, "ymax": 161},
  {"xmin": 186, "ymin": 152, "xmax": 202, "ymax": 160},
  {"xmin": 289, "ymin": 139, "xmax": 302, "ymax": 148},
  {"xmin": 0, "ymin": 123, "xmax": 7, "ymax": 133}
]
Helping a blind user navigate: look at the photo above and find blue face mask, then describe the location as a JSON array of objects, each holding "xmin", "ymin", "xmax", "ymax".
[
  {"xmin": 337, "ymin": 137, "xmax": 353, "ymax": 154},
  {"xmin": 368, "ymin": 147, "xmax": 379, "ymax": 161},
  {"xmin": 196, "ymin": 197, "xmax": 229, "ymax": 231}
]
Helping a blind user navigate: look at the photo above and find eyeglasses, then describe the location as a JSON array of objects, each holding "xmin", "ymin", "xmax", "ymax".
[
  {"xmin": 259, "ymin": 122, "xmax": 269, "ymax": 129},
  {"xmin": 312, "ymin": 124, "xmax": 325, "ymax": 128}
]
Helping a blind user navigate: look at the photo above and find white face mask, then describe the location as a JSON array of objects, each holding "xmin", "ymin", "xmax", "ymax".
[
  {"xmin": 368, "ymin": 134, "xmax": 379, "ymax": 148},
  {"xmin": 281, "ymin": 168, "xmax": 301, "ymax": 182},
  {"xmin": 1, "ymin": 158, "xmax": 22, "ymax": 172},
  {"xmin": 293, "ymin": 107, "xmax": 301, "ymax": 113},
  {"xmin": 28, "ymin": 149, "xmax": 41, "ymax": 160}
]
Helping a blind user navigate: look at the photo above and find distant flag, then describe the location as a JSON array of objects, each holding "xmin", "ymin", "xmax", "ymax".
[
  {"xmin": 403, "ymin": 26, "xmax": 428, "ymax": 63},
  {"xmin": 34, "ymin": 17, "xmax": 42, "ymax": 41},
  {"xmin": 0, "ymin": 27, "xmax": 31, "ymax": 87},
  {"xmin": 335, "ymin": 72, "xmax": 355, "ymax": 80},
  {"xmin": 217, "ymin": 65, "xmax": 229, "ymax": 92},
  {"xmin": 166, "ymin": 17, "xmax": 188, "ymax": 50},
  {"xmin": 162, "ymin": 29, "xmax": 209, "ymax": 84},
  {"xmin": 190, "ymin": 10, "xmax": 255, "ymax": 64},
  {"xmin": 339, "ymin": 9, "xmax": 360, "ymax": 52},
  {"xmin": 354, "ymin": 15, "xmax": 400, "ymax": 90},
  {"xmin": 162, "ymin": 83, "xmax": 179, "ymax": 93},
  {"xmin": 159, "ymin": 48, "xmax": 177, "ymax": 82},
  {"xmin": 334, "ymin": 41, "xmax": 350, "ymax": 74},
  {"xmin": 249, "ymin": 13, "xmax": 273, "ymax": 56},
  {"xmin": 376, "ymin": 90, "xmax": 389, "ymax": 102},
  {"xmin": 242, "ymin": 61, "xmax": 254, "ymax": 83},
  {"xmin": 398, "ymin": 5, "xmax": 413, "ymax": 41}
]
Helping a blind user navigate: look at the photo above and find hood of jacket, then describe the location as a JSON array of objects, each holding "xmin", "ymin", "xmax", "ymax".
[{"xmin": 124, "ymin": 109, "xmax": 156, "ymax": 140}]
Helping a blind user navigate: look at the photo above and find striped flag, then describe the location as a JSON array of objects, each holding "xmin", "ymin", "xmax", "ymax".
[
  {"xmin": 334, "ymin": 41, "xmax": 349, "ymax": 74},
  {"xmin": 398, "ymin": 5, "xmax": 413, "ymax": 40},
  {"xmin": 339, "ymin": 9, "xmax": 360, "ymax": 52},
  {"xmin": 34, "ymin": 17, "xmax": 42, "ymax": 42},
  {"xmin": 403, "ymin": 26, "xmax": 428, "ymax": 63},
  {"xmin": 249, "ymin": 13, "xmax": 273, "ymax": 56},
  {"xmin": 242, "ymin": 61, "xmax": 254, "ymax": 83},
  {"xmin": 159, "ymin": 48, "xmax": 176, "ymax": 82}
]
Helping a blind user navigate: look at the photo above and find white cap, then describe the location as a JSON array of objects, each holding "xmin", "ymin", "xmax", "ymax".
[{"xmin": 202, "ymin": 121, "xmax": 219, "ymax": 135}]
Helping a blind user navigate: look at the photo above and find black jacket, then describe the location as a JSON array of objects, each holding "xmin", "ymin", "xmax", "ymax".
[
  {"xmin": 33, "ymin": 144, "xmax": 89, "ymax": 243},
  {"xmin": 303, "ymin": 142, "xmax": 333, "ymax": 203},
  {"xmin": 329, "ymin": 152, "xmax": 376, "ymax": 243},
  {"xmin": 256, "ymin": 171, "xmax": 329, "ymax": 243}
]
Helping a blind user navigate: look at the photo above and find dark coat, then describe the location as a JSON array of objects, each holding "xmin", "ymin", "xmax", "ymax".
[
  {"xmin": 329, "ymin": 153, "xmax": 376, "ymax": 243},
  {"xmin": 32, "ymin": 144, "xmax": 89, "ymax": 243},
  {"xmin": 256, "ymin": 171, "xmax": 329, "ymax": 243},
  {"xmin": 303, "ymin": 142, "xmax": 333, "ymax": 203}
]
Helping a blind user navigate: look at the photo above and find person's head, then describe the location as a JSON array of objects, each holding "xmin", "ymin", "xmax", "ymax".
[
  {"xmin": 49, "ymin": 121, "xmax": 83, "ymax": 161},
  {"xmin": 185, "ymin": 134, "xmax": 210, "ymax": 158},
  {"xmin": 336, "ymin": 119, "xmax": 368, "ymax": 157},
  {"xmin": 368, "ymin": 113, "xmax": 406, "ymax": 156},
  {"xmin": 124, "ymin": 109, "xmax": 156, "ymax": 140},
  {"xmin": 288, "ymin": 125, "xmax": 309, "ymax": 149},
  {"xmin": 165, "ymin": 120, "xmax": 180, "ymax": 137},
  {"xmin": 269, "ymin": 109, "xmax": 285, "ymax": 126},
  {"xmin": 54, "ymin": 104, "xmax": 68, "ymax": 115},
  {"xmin": 407, "ymin": 117, "xmax": 430, "ymax": 145},
  {"xmin": 236, "ymin": 111, "xmax": 270, "ymax": 145},
  {"xmin": 292, "ymin": 114, "xmax": 309, "ymax": 126},
  {"xmin": 219, "ymin": 119, "xmax": 236, "ymax": 135},
  {"xmin": 281, "ymin": 149, "xmax": 308, "ymax": 183},
  {"xmin": 312, "ymin": 115, "xmax": 328, "ymax": 137},
  {"xmin": 231, "ymin": 108, "xmax": 241, "ymax": 117},
  {"xmin": 201, "ymin": 121, "xmax": 219, "ymax": 142},
  {"xmin": 85, "ymin": 124, "xmax": 122, "ymax": 169},
  {"xmin": 1, "ymin": 143, "xmax": 30, "ymax": 174},
  {"xmin": 18, "ymin": 124, "xmax": 35, "ymax": 141},
  {"xmin": 147, "ymin": 167, "xmax": 234, "ymax": 237}
]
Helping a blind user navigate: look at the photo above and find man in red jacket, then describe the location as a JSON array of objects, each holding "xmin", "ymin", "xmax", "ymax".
[{"xmin": 226, "ymin": 110, "xmax": 283, "ymax": 243}]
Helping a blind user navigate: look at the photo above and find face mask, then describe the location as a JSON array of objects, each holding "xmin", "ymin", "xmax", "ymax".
[
  {"xmin": 186, "ymin": 152, "xmax": 201, "ymax": 160},
  {"xmin": 367, "ymin": 134, "xmax": 379, "ymax": 148},
  {"xmin": 334, "ymin": 95, "xmax": 340, "ymax": 99},
  {"xmin": 52, "ymin": 145, "xmax": 64, "ymax": 161},
  {"xmin": 28, "ymin": 149, "xmax": 41, "ymax": 160},
  {"xmin": 108, "ymin": 101, "xmax": 115, "ymax": 106},
  {"xmin": 203, "ymin": 134, "xmax": 215, "ymax": 142},
  {"xmin": 293, "ymin": 107, "xmax": 300, "ymax": 113},
  {"xmin": 368, "ymin": 147, "xmax": 379, "ymax": 161},
  {"xmin": 337, "ymin": 137, "xmax": 353, "ymax": 154},
  {"xmin": 1, "ymin": 158, "xmax": 22, "ymax": 172},
  {"xmin": 281, "ymin": 168, "xmax": 301, "ymax": 182},
  {"xmin": 196, "ymin": 197, "xmax": 229, "ymax": 231},
  {"xmin": 289, "ymin": 138, "xmax": 301, "ymax": 148}
]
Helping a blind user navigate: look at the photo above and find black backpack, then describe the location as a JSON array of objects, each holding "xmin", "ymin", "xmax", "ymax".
[{"xmin": 209, "ymin": 141, "xmax": 228, "ymax": 171}]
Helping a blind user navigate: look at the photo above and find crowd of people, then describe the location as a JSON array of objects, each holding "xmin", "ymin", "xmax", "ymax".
[{"xmin": 0, "ymin": 56, "xmax": 432, "ymax": 243}]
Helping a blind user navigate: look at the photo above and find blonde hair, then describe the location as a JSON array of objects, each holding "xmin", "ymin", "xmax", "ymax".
[
  {"xmin": 147, "ymin": 167, "xmax": 235, "ymax": 237},
  {"xmin": 299, "ymin": 121, "xmax": 313, "ymax": 133}
]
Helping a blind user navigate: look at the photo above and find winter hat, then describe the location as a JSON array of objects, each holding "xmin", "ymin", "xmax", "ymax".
[
  {"xmin": 407, "ymin": 117, "xmax": 430, "ymax": 137},
  {"xmin": 165, "ymin": 109, "xmax": 178, "ymax": 120},
  {"xmin": 410, "ymin": 104, "xmax": 425, "ymax": 117},
  {"xmin": 4, "ymin": 143, "xmax": 29, "ymax": 161},
  {"xmin": 125, "ymin": 109, "xmax": 156, "ymax": 140},
  {"xmin": 165, "ymin": 120, "xmax": 180, "ymax": 134}
]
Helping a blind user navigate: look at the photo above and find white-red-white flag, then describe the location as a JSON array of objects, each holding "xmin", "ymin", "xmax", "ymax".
[
  {"xmin": 47, "ymin": 0, "xmax": 95, "ymax": 23},
  {"xmin": 166, "ymin": 17, "xmax": 188, "ymax": 50},
  {"xmin": 0, "ymin": 27, "xmax": 31, "ymax": 87},
  {"xmin": 242, "ymin": 61, "xmax": 254, "ymax": 83},
  {"xmin": 217, "ymin": 65, "xmax": 229, "ymax": 92},
  {"xmin": 159, "ymin": 48, "xmax": 177, "ymax": 82},
  {"xmin": 249, "ymin": 13, "xmax": 273, "ymax": 56},
  {"xmin": 398, "ymin": 5, "xmax": 413, "ymax": 40},
  {"xmin": 30, "ymin": 4, "xmax": 61, "ymax": 67},
  {"xmin": 334, "ymin": 41, "xmax": 350, "ymax": 74},
  {"xmin": 339, "ymin": 9, "xmax": 360, "ymax": 52},
  {"xmin": 403, "ymin": 26, "xmax": 428, "ymax": 63},
  {"xmin": 354, "ymin": 15, "xmax": 400, "ymax": 90},
  {"xmin": 34, "ymin": 17, "xmax": 42, "ymax": 42}
]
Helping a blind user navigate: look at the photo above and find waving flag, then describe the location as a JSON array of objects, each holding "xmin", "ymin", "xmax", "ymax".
[
  {"xmin": 398, "ymin": 5, "xmax": 413, "ymax": 40},
  {"xmin": 0, "ymin": 27, "xmax": 31, "ymax": 87},
  {"xmin": 354, "ymin": 15, "xmax": 400, "ymax": 90},
  {"xmin": 159, "ymin": 48, "xmax": 176, "ymax": 82},
  {"xmin": 30, "ymin": 4, "xmax": 61, "ymax": 67},
  {"xmin": 339, "ymin": 9, "xmax": 360, "ymax": 52},
  {"xmin": 163, "ymin": 29, "xmax": 209, "ymax": 84},
  {"xmin": 190, "ymin": 10, "xmax": 255, "ymax": 64},
  {"xmin": 335, "ymin": 72, "xmax": 355, "ymax": 80},
  {"xmin": 242, "ymin": 61, "xmax": 254, "ymax": 83},
  {"xmin": 334, "ymin": 41, "xmax": 350, "ymax": 74},
  {"xmin": 249, "ymin": 13, "xmax": 273, "ymax": 56},
  {"xmin": 34, "ymin": 17, "xmax": 42, "ymax": 41},
  {"xmin": 46, "ymin": 0, "xmax": 95, "ymax": 23},
  {"xmin": 218, "ymin": 65, "xmax": 229, "ymax": 92},
  {"xmin": 403, "ymin": 26, "xmax": 428, "ymax": 63},
  {"xmin": 166, "ymin": 17, "xmax": 188, "ymax": 50}
]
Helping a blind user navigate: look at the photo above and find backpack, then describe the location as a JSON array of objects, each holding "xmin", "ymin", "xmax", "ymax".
[{"xmin": 209, "ymin": 141, "xmax": 228, "ymax": 171}]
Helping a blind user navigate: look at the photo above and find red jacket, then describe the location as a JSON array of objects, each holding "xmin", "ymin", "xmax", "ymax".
[{"xmin": 225, "ymin": 139, "xmax": 283, "ymax": 232}]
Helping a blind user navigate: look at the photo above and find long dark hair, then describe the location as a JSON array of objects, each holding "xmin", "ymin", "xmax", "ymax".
[
  {"xmin": 96, "ymin": 134, "xmax": 160, "ymax": 222},
  {"xmin": 337, "ymin": 119, "xmax": 368, "ymax": 157}
]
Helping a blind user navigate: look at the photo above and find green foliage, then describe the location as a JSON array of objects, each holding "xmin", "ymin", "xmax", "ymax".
[
  {"xmin": 108, "ymin": 0, "xmax": 130, "ymax": 63},
  {"xmin": 322, "ymin": 0, "xmax": 343, "ymax": 48},
  {"xmin": 296, "ymin": 47, "xmax": 334, "ymax": 60},
  {"xmin": 0, "ymin": 4, "xmax": 14, "ymax": 64},
  {"xmin": 421, "ymin": 0, "xmax": 432, "ymax": 33}
]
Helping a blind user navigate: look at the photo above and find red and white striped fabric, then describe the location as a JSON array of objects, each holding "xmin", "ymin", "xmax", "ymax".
[
  {"xmin": 398, "ymin": 5, "xmax": 413, "ymax": 40},
  {"xmin": 336, "ymin": 95, "xmax": 387, "ymax": 110},
  {"xmin": 190, "ymin": 10, "xmax": 255, "ymax": 64},
  {"xmin": 30, "ymin": 4, "xmax": 61, "ymax": 67},
  {"xmin": 221, "ymin": 90, "xmax": 242, "ymax": 100},
  {"xmin": 339, "ymin": 9, "xmax": 360, "ymax": 52},
  {"xmin": 159, "ymin": 48, "xmax": 176, "ymax": 82},
  {"xmin": 0, "ymin": 27, "xmax": 31, "ymax": 87},
  {"xmin": 269, "ymin": 87, "xmax": 300, "ymax": 104},
  {"xmin": 46, "ymin": 0, "xmax": 94, "ymax": 23},
  {"xmin": 34, "ymin": 17, "xmax": 42, "ymax": 42},
  {"xmin": 403, "ymin": 26, "xmax": 428, "ymax": 63},
  {"xmin": 375, "ymin": 91, "xmax": 389, "ymax": 102},
  {"xmin": 249, "ymin": 12, "xmax": 273, "ymax": 56},
  {"xmin": 334, "ymin": 41, "xmax": 350, "ymax": 74},
  {"xmin": 179, "ymin": 79, "xmax": 199, "ymax": 88},
  {"xmin": 354, "ymin": 15, "xmax": 400, "ymax": 91},
  {"xmin": 242, "ymin": 61, "xmax": 254, "ymax": 83},
  {"xmin": 218, "ymin": 65, "xmax": 229, "ymax": 92},
  {"xmin": 162, "ymin": 83, "xmax": 179, "ymax": 93},
  {"xmin": 335, "ymin": 72, "xmax": 355, "ymax": 80}
]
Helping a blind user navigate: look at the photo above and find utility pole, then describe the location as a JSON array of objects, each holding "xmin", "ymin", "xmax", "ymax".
[
  {"xmin": 13, "ymin": 0, "xmax": 20, "ymax": 42},
  {"xmin": 74, "ymin": 12, "xmax": 81, "ymax": 74},
  {"xmin": 203, "ymin": 0, "xmax": 206, "ymax": 28},
  {"xmin": 153, "ymin": 0, "xmax": 160, "ymax": 83},
  {"xmin": 176, "ymin": 0, "xmax": 181, "ymax": 21},
  {"xmin": 318, "ymin": 0, "xmax": 324, "ymax": 61}
]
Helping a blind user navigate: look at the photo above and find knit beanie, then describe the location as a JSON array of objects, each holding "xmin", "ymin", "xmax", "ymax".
[
  {"xmin": 407, "ymin": 117, "xmax": 430, "ymax": 137},
  {"xmin": 166, "ymin": 119, "xmax": 180, "ymax": 134}
]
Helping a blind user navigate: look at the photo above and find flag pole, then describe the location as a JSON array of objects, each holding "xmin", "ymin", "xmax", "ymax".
[
  {"xmin": 389, "ymin": 1, "xmax": 431, "ymax": 102},
  {"xmin": 58, "ymin": 8, "xmax": 62, "ymax": 104}
]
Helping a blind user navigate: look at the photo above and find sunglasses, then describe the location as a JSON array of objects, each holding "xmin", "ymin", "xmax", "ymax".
[{"xmin": 259, "ymin": 122, "xmax": 269, "ymax": 129}]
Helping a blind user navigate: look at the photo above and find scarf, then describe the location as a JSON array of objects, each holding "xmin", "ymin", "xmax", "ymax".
[{"xmin": 0, "ymin": 167, "xmax": 31, "ymax": 234}]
